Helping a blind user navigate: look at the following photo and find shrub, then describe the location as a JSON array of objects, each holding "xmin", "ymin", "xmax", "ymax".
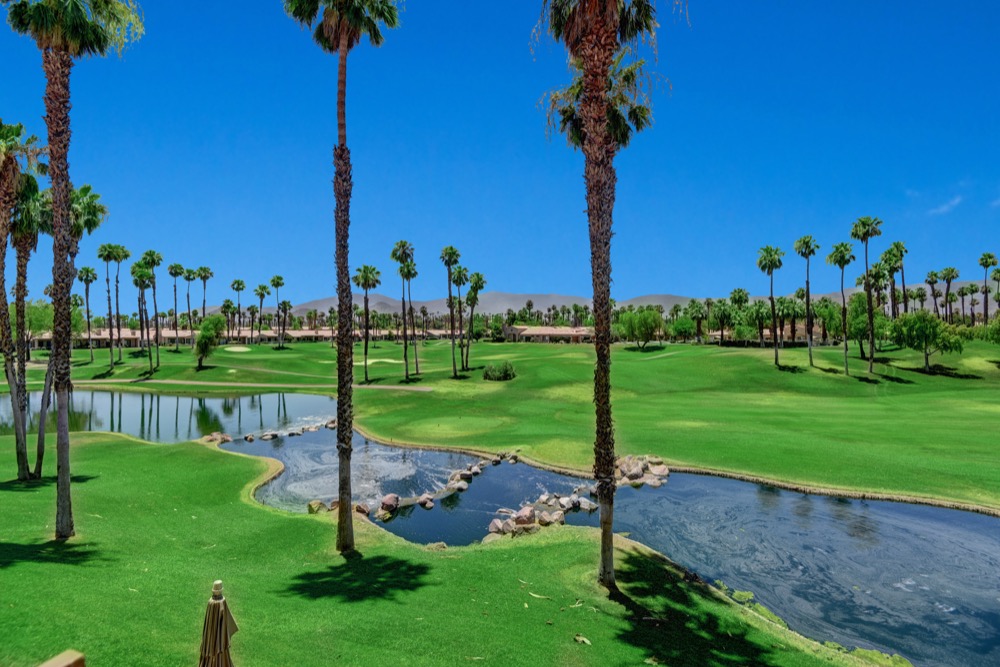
[{"xmin": 483, "ymin": 360, "xmax": 516, "ymax": 381}]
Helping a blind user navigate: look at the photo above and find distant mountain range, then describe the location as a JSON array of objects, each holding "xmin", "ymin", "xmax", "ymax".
[{"xmin": 215, "ymin": 282, "xmax": 986, "ymax": 316}]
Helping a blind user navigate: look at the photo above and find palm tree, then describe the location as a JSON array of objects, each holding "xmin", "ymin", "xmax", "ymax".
[
  {"xmin": 113, "ymin": 245, "xmax": 131, "ymax": 362},
  {"xmin": 889, "ymin": 241, "xmax": 908, "ymax": 314},
  {"xmin": 979, "ymin": 252, "xmax": 998, "ymax": 323},
  {"xmin": 0, "ymin": 120, "xmax": 45, "ymax": 480},
  {"xmin": 167, "ymin": 263, "xmax": 184, "ymax": 351},
  {"xmin": 939, "ymin": 267, "xmax": 959, "ymax": 324},
  {"xmin": 757, "ymin": 246, "xmax": 784, "ymax": 367},
  {"xmin": 544, "ymin": 0, "xmax": 657, "ymax": 591},
  {"xmin": 794, "ymin": 235, "xmax": 819, "ymax": 366},
  {"xmin": 96, "ymin": 243, "xmax": 118, "ymax": 369},
  {"xmin": 196, "ymin": 265, "xmax": 213, "ymax": 321},
  {"xmin": 826, "ymin": 242, "xmax": 855, "ymax": 376},
  {"xmin": 390, "ymin": 240, "xmax": 413, "ymax": 379},
  {"xmin": 183, "ymin": 268, "xmax": 197, "ymax": 347},
  {"xmin": 352, "ymin": 264, "xmax": 380, "ymax": 383},
  {"xmin": 452, "ymin": 265, "xmax": 469, "ymax": 371},
  {"xmin": 7, "ymin": 0, "xmax": 143, "ymax": 535},
  {"xmin": 465, "ymin": 271, "xmax": 486, "ymax": 369},
  {"xmin": 440, "ymin": 245, "xmax": 461, "ymax": 378},
  {"xmin": 131, "ymin": 263, "xmax": 153, "ymax": 373},
  {"xmin": 284, "ymin": 0, "xmax": 399, "ymax": 555},
  {"xmin": 400, "ymin": 259, "xmax": 419, "ymax": 373},
  {"xmin": 254, "ymin": 283, "xmax": 271, "ymax": 345},
  {"xmin": 926, "ymin": 271, "xmax": 940, "ymax": 318},
  {"xmin": 77, "ymin": 266, "xmax": 98, "ymax": 361},
  {"xmin": 140, "ymin": 250, "xmax": 162, "ymax": 368},
  {"xmin": 850, "ymin": 216, "xmax": 882, "ymax": 373},
  {"xmin": 913, "ymin": 286, "xmax": 927, "ymax": 310},
  {"xmin": 879, "ymin": 246, "xmax": 901, "ymax": 319},
  {"xmin": 10, "ymin": 176, "xmax": 46, "ymax": 425},
  {"xmin": 231, "ymin": 278, "xmax": 245, "ymax": 337},
  {"xmin": 269, "ymin": 275, "xmax": 284, "ymax": 347},
  {"xmin": 246, "ymin": 304, "xmax": 259, "ymax": 343}
]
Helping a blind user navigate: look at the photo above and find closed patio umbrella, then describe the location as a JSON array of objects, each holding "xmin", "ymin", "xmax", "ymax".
[{"xmin": 199, "ymin": 580, "xmax": 239, "ymax": 667}]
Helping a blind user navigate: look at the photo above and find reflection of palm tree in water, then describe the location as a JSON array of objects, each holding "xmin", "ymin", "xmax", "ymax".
[
  {"xmin": 140, "ymin": 394, "xmax": 146, "ymax": 440},
  {"xmin": 109, "ymin": 392, "xmax": 115, "ymax": 432}
]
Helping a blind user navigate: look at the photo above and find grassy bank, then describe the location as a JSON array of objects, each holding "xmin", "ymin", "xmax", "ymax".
[
  {"xmin": 0, "ymin": 433, "xmax": 883, "ymax": 667},
  {"xmin": 19, "ymin": 338, "xmax": 1000, "ymax": 511}
]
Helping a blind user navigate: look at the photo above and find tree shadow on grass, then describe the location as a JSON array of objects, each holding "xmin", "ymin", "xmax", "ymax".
[
  {"xmin": 987, "ymin": 360, "xmax": 1000, "ymax": 371},
  {"xmin": 0, "ymin": 474, "xmax": 98, "ymax": 494},
  {"xmin": 876, "ymin": 373, "xmax": 914, "ymax": 385},
  {"xmin": 623, "ymin": 345, "xmax": 666, "ymax": 353},
  {"xmin": 776, "ymin": 364, "xmax": 805, "ymax": 374},
  {"xmin": 0, "ymin": 539, "xmax": 102, "ymax": 569},
  {"xmin": 194, "ymin": 365, "xmax": 217, "ymax": 373},
  {"xmin": 855, "ymin": 376, "xmax": 880, "ymax": 385},
  {"xmin": 611, "ymin": 548, "xmax": 773, "ymax": 666},
  {"xmin": 900, "ymin": 365, "xmax": 983, "ymax": 380},
  {"xmin": 285, "ymin": 553, "xmax": 431, "ymax": 603},
  {"xmin": 818, "ymin": 366, "xmax": 843, "ymax": 375}
]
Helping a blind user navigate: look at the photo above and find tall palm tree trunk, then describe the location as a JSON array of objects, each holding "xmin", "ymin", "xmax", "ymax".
[
  {"xmin": 186, "ymin": 284, "xmax": 193, "ymax": 348},
  {"xmin": 456, "ymin": 286, "xmax": 465, "ymax": 371},
  {"xmin": 805, "ymin": 257, "xmax": 813, "ymax": 366},
  {"xmin": 173, "ymin": 279, "xmax": 179, "ymax": 352},
  {"xmin": 446, "ymin": 270, "xmax": 457, "ymax": 378},
  {"xmin": 984, "ymin": 269, "xmax": 991, "ymax": 323},
  {"xmin": 900, "ymin": 265, "xmax": 908, "ymax": 314},
  {"xmin": 33, "ymin": 361, "xmax": 53, "ymax": 478},
  {"xmin": 408, "ymin": 279, "xmax": 419, "ymax": 374},
  {"xmin": 769, "ymin": 276, "xmax": 778, "ymax": 366},
  {"xmin": 399, "ymin": 276, "xmax": 409, "ymax": 379},
  {"xmin": 14, "ymin": 240, "xmax": 31, "ymax": 448},
  {"xmin": 0, "ymin": 168, "xmax": 30, "ymax": 480},
  {"xmin": 840, "ymin": 270, "xmax": 849, "ymax": 376},
  {"xmin": 201, "ymin": 281, "xmax": 207, "ymax": 321},
  {"xmin": 104, "ymin": 262, "xmax": 114, "ymax": 368},
  {"xmin": 579, "ymin": 26, "xmax": 619, "ymax": 591},
  {"xmin": 864, "ymin": 243, "xmax": 875, "ymax": 373},
  {"xmin": 362, "ymin": 291, "xmax": 370, "ymax": 383},
  {"xmin": 465, "ymin": 304, "xmax": 476, "ymax": 370},
  {"xmin": 151, "ymin": 280, "xmax": 160, "ymax": 367},
  {"xmin": 43, "ymin": 47, "xmax": 76, "ymax": 539},
  {"xmin": 84, "ymin": 284, "xmax": 93, "ymax": 361},
  {"xmin": 334, "ymin": 33, "xmax": 355, "ymax": 554},
  {"xmin": 114, "ymin": 262, "xmax": 123, "ymax": 362}
]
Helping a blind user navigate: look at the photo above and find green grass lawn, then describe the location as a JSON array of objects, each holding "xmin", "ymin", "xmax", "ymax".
[
  {"xmin": 0, "ymin": 434, "xmax": 888, "ymax": 667},
  {"xmin": 22, "ymin": 337, "xmax": 1000, "ymax": 511}
]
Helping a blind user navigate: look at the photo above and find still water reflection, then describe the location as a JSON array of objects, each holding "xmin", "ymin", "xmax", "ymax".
[{"xmin": 3, "ymin": 391, "xmax": 997, "ymax": 666}]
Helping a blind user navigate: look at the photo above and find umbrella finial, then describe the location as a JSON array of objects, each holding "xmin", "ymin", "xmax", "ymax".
[{"xmin": 212, "ymin": 580, "xmax": 224, "ymax": 599}]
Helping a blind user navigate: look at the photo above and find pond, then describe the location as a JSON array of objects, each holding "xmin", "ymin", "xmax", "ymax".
[{"xmin": 3, "ymin": 390, "xmax": 998, "ymax": 667}]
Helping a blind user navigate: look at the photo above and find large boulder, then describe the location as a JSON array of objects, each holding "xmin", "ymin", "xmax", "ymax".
[
  {"xmin": 558, "ymin": 496, "xmax": 575, "ymax": 511},
  {"xmin": 286, "ymin": 429, "xmax": 302, "ymax": 438},
  {"xmin": 243, "ymin": 433, "xmax": 255, "ymax": 442},
  {"xmin": 647, "ymin": 455, "xmax": 664, "ymax": 465},
  {"xmin": 447, "ymin": 480, "xmax": 469, "ymax": 492},
  {"xmin": 649, "ymin": 464, "xmax": 670, "ymax": 477},
  {"xmin": 500, "ymin": 518, "xmax": 517, "ymax": 535},
  {"xmin": 513, "ymin": 523, "xmax": 540, "ymax": 536},
  {"xmin": 261, "ymin": 432, "xmax": 277, "ymax": 441},
  {"xmin": 458, "ymin": 469, "xmax": 474, "ymax": 481},
  {"xmin": 514, "ymin": 506, "xmax": 536, "ymax": 525},
  {"xmin": 380, "ymin": 493, "xmax": 400, "ymax": 512},
  {"xmin": 325, "ymin": 419, "xmax": 337, "ymax": 430},
  {"xmin": 354, "ymin": 503, "xmax": 371, "ymax": 515},
  {"xmin": 491, "ymin": 456, "xmax": 502, "ymax": 466},
  {"xmin": 538, "ymin": 511, "xmax": 555, "ymax": 527},
  {"xmin": 417, "ymin": 493, "xmax": 434, "ymax": 508},
  {"xmin": 577, "ymin": 497, "xmax": 598, "ymax": 512},
  {"xmin": 488, "ymin": 518, "xmax": 504, "ymax": 534},
  {"xmin": 551, "ymin": 510, "xmax": 566, "ymax": 525},
  {"xmin": 624, "ymin": 461, "xmax": 644, "ymax": 481},
  {"xmin": 307, "ymin": 500, "xmax": 328, "ymax": 514},
  {"xmin": 469, "ymin": 465, "xmax": 482, "ymax": 476}
]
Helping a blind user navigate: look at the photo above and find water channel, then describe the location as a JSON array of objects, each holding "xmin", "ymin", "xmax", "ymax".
[{"xmin": 3, "ymin": 390, "xmax": 998, "ymax": 667}]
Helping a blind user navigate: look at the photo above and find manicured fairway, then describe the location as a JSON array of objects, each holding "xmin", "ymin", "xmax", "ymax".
[
  {"xmin": 25, "ymin": 337, "xmax": 1000, "ymax": 511},
  {"xmin": 0, "ymin": 434, "xmax": 880, "ymax": 667}
]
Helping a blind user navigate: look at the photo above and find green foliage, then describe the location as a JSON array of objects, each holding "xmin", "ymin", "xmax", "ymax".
[
  {"xmin": 195, "ymin": 314, "xmax": 226, "ymax": 369},
  {"xmin": 731, "ymin": 589, "xmax": 755, "ymax": 605},
  {"xmin": 890, "ymin": 310, "xmax": 964, "ymax": 370},
  {"xmin": 619, "ymin": 309, "xmax": 661, "ymax": 348},
  {"xmin": 984, "ymin": 318, "xmax": 1000, "ymax": 345},
  {"xmin": 483, "ymin": 360, "xmax": 516, "ymax": 381},
  {"xmin": 670, "ymin": 316, "xmax": 696, "ymax": 341}
]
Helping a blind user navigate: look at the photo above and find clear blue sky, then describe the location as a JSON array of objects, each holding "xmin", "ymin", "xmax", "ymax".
[{"xmin": 3, "ymin": 1, "xmax": 998, "ymax": 307}]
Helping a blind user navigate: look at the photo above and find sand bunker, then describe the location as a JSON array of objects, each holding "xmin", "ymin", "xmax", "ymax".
[{"xmin": 224, "ymin": 346, "xmax": 251, "ymax": 353}]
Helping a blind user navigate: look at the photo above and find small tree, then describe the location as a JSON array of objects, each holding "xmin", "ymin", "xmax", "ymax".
[
  {"xmin": 890, "ymin": 310, "xmax": 963, "ymax": 371},
  {"xmin": 195, "ymin": 314, "xmax": 226, "ymax": 370}
]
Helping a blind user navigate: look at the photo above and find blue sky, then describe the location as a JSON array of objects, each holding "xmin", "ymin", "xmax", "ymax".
[{"xmin": 3, "ymin": 1, "xmax": 998, "ymax": 306}]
